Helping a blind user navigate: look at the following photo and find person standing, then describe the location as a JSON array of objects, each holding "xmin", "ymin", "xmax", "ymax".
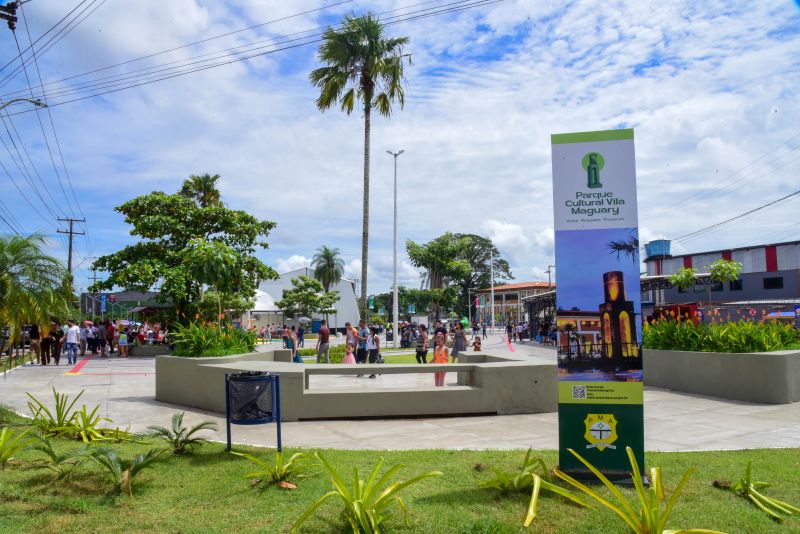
[
  {"xmin": 482, "ymin": 322, "xmax": 487, "ymax": 339},
  {"xmin": 297, "ymin": 324, "xmax": 306, "ymax": 348},
  {"xmin": 96, "ymin": 321, "xmax": 108, "ymax": 358},
  {"xmin": 282, "ymin": 325, "xmax": 289, "ymax": 348},
  {"xmin": 433, "ymin": 319, "xmax": 447, "ymax": 339},
  {"xmin": 432, "ymin": 333, "xmax": 449, "ymax": 387},
  {"xmin": 342, "ymin": 341, "xmax": 356, "ymax": 364},
  {"xmin": 451, "ymin": 322, "xmax": 467, "ymax": 363},
  {"xmin": 315, "ymin": 319, "xmax": 330, "ymax": 364},
  {"xmin": 415, "ymin": 324, "xmax": 428, "ymax": 364},
  {"xmin": 64, "ymin": 320, "xmax": 80, "ymax": 365},
  {"xmin": 50, "ymin": 322, "xmax": 64, "ymax": 365},
  {"xmin": 118, "ymin": 329, "xmax": 129, "ymax": 358},
  {"xmin": 87, "ymin": 323, "xmax": 97, "ymax": 354},
  {"xmin": 356, "ymin": 319, "xmax": 369, "ymax": 376},
  {"xmin": 40, "ymin": 325, "xmax": 52, "ymax": 365},
  {"xmin": 29, "ymin": 324, "xmax": 41, "ymax": 365},
  {"xmin": 366, "ymin": 327, "xmax": 380, "ymax": 379},
  {"xmin": 506, "ymin": 322, "xmax": 513, "ymax": 342},
  {"xmin": 107, "ymin": 321, "xmax": 116, "ymax": 354},
  {"xmin": 289, "ymin": 326, "xmax": 302, "ymax": 363},
  {"xmin": 79, "ymin": 323, "xmax": 88, "ymax": 356}
]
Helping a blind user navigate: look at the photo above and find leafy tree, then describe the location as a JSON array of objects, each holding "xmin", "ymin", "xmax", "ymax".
[
  {"xmin": 668, "ymin": 267, "xmax": 697, "ymax": 291},
  {"xmin": 312, "ymin": 245, "xmax": 345, "ymax": 292},
  {"xmin": 708, "ymin": 259, "xmax": 743, "ymax": 285},
  {"xmin": 311, "ymin": 14, "xmax": 410, "ymax": 316},
  {"xmin": 92, "ymin": 179, "xmax": 278, "ymax": 321},
  {"xmin": 180, "ymin": 173, "xmax": 222, "ymax": 208},
  {"xmin": 452, "ymin": 234, "xmax": 513, "ymax": 317},
  {"xmin": 198, "ymin": 290, "xmax": 254, "ymax": 322},
  {"xmin": 276, "ymin": 275, "xmax": 340, "ymax": 318},
  {"xmin": 406, "ymin": 233, "xmax": 472, "ymax": 320},
  {"xmin": 0, "ymin": 234, "xmax": 72, "ymax": 349}
]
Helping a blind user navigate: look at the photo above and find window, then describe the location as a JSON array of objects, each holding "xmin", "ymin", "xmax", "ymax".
[
  {"xmin": 763, "ymin": 277, "xmax": 784, "ymax": 290},
  {"xmin": 677, "ymin": 286, "xmax": 687, "ymax": 293},
  {"xmin": 729, "ymin": 279, "xmax": 743, "ymax": 291},
  {"xmin": 710, "ymin": 282, "xmax": 723, "ymax": 292},
  {"xmin": 693, "ymin": 283, "xmax": 705, "ymax": 293}
]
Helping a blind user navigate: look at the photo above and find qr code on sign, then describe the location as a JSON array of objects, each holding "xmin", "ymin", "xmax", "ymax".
[{"xmin": 572, "ymin": 385, "xmax": 587, "ymax": 400}]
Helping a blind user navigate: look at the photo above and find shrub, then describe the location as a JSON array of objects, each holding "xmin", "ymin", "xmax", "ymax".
[
  {"xmin": 85, "ymin": 447, "xmax": 164, "ymax": 496},
  {"xmin": 555, "ymin": 447, "xmax": 721, "ymax": 534},
  {"xmin": 714, "ymin": 461, "xmax": 800, "ymax": 522},
  {"xmin": 291, "ymin": 453, "xmax": 442, "ymax": 533},
  {"xmin": 146, "ymin": 412, "xmax": 217, "ymax": 455},
  {"xmin": 231, "ymin": 451, "xmax": 312, "ymax": 487},
  {"xmin": 0, "ymin": 427, "xmax": 33, "ymax": 469},
  {"xmin": 25, "ymin": 437, "xmax": 86, "ymax": 479},
  {"xmin": 643, "ymin": 319, "xmax": 798, "ymax": 353},
  {"xmin": 297, "ymin": 343, "xmax": 346, "ymax": 363},
  {"xmin": 27, "ymin": 388, "xmax": 133, "ymax": 443},
  {"xmin": 172, "ymin": 321, "xmax": 256, "ymax": 357}
]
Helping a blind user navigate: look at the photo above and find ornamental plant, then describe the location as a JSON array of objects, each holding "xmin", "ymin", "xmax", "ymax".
[
  {"xmin": 171, "ymin": 321, "xmax": 256, "ymax": 357},
  {"xmin": 291, "ymin": 453, "xmax": 441, "ymax": 533},
  {"xmin": 555, "ymin": 447, "xmax": 725, "ymax": 534},
  {"xmin": 643, "ymin": 319, "xmax": 797, "ymax": 353},
  {"xmin": 714, "ymin": 461, "xmax": 800, "ymax": 522},
  {"xmin": 231, "ymin": 451, "xmax": 312, "ymax": 488},
  {"xmin": 146, "ymin": 412, "xmax": 217, "ymax": 455}
]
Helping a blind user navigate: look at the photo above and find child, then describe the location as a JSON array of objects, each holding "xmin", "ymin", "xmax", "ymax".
[
  {"xmin": 118, "ymin": 329, "xmax": 129, "ymax": 358},
  {"xmin": 472, "ymin": 335, "xmax": 482, "ymax": 351},
  {"xmin": 342, "ymin": 341, "xmax": 356, "ymax": 364},
  {"xmin": 432, "ymin": 333, "xmax": 449, "ymax": 387}
]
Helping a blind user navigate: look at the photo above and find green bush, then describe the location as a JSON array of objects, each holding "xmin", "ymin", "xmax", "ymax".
[
  {"xmin": 643, "ymin": 319, "xmax": 798, "ymax": 353},
  {"xmin": 297, "ymin": 343, "xmax": 346, "ymax": 363},
  {"xmin": 172, "ymin": 321, "xmax": 256, "ymax": 357}
]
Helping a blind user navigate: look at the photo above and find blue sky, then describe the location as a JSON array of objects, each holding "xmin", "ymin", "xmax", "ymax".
[{"xmin": 0, "ymin": 0, "xmax": 799, "ymax": 297}]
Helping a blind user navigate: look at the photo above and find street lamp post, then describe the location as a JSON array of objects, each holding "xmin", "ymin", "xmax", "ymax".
[
  {"xmin": 0, "ymin": 97, "xmax": 47, "ymax": 111},
  {"xmin": 386, "ymin": 149, "xmax": 404, "ymax": 348}
]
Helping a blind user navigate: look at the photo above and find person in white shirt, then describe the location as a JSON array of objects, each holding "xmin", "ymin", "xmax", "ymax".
[{"xmin": 64, "ymin": 320, "xmax": 81, "ymax": 365}]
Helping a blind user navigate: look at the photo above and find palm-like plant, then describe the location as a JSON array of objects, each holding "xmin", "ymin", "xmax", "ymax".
[
  {"xmin": 26, "ymin": 437, "xmax": 86, "ymax": 479},
  {"xmin": 0, "ymin": 426, "xmax": 34, "ymax": 469},
  {"xmin": 310, "ymin": 14, "xmax": 410, "ymax": 315},
  {"xmin": 85, "ymin": 447, "xmax": 164, "ymax": 496},
  {"xmin": 146, "ymin": 412, "xmax": 217, "ymax": 455},
  {"xmin": 180, "ymin": 173, "xmax": 223, "ymax": 208},
  {"xmin": 312, "ymin": 245, "xmax": 345, "ymax": 292},
  {"xmin": 0, "ymin": 234, "xmax": 71, "ymax": 350}
]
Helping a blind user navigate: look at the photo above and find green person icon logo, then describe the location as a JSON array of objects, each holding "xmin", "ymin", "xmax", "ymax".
[{"xmin": 582, "ymin": 152, "xmax": 605, "ymax": 189}]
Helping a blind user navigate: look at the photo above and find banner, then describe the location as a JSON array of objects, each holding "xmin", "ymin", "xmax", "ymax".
[{"xmin": 550, "ymin": 128, "xmax": 644, "ymax": 479}]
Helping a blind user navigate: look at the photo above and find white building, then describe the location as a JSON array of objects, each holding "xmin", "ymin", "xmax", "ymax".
[{"xmin": 243, "ymin": 267, "xmax": 360, "ymax": 332}]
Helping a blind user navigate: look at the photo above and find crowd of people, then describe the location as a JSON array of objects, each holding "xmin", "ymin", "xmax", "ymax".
[{"xmin": 26, "ymin": 320, "xmax": 166, "ymax": 366}]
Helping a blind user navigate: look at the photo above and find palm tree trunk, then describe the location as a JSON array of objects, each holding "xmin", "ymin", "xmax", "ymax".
[{"xmin": 360, "ymin": 105, "xmax": 371, "ymax": 319}]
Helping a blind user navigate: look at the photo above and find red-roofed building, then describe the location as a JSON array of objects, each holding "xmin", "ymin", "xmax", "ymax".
[{"xmin": 474, "ymin": 282, "xmax": 553, "ymax": 324}]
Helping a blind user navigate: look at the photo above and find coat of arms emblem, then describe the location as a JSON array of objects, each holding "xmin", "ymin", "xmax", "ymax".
[{"xmin": 584, "ymin": 414, "xmax": 618, "ymax": 451}]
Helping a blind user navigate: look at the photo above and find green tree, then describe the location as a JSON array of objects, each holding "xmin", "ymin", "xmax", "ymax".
[
  {"xmin": 0, "ymin": 234, "xmax": 72, "ymax": 350},
  {"xmin": 180, "ymin": 173, "xmax": 223, "ymax": 208},
  {"xmin": 276, "ymin": 275, "xmax": 340, "ymax": 319},
  {"xmin": 406, "ymin": 233, "xmax": 472, "ymax": 320},
  {"xmin": 197, "ymin": 290, "xmax": 254, "ymax": 322},
  {"xmin": 452, "ymin": 234, "xmax": 513, "ymax": 317},
  {"xmin": 312, "ymin": 246, "xmax": 345, "ymax": 292},
  {"xmin": 705, "ymin": 258, "xmax": 743, "ymax": 305},
  {"xmin": 668, "ymin": 267, "xmax": 697, "ymax": 292},
  {"xmin": 310, "ymin": 14, "xmax": 410, "ymax": 317},
  {"xmin": 92, "ymin": 180, "xmax": 277, "ymax": 321}
]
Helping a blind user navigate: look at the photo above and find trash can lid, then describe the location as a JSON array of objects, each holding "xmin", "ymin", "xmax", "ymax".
[{"xmin": 229, "ymin": 370, "xmax": 271, "ymax": 378}]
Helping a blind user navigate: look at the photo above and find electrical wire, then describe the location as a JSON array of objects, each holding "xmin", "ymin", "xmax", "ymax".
[
  {"xmin": 1, "ymin": 0, "xmax": 504, "ymax": 115},
  {"xmin": 671, "ymin": 189, "xmax": 800, "ymax": 243}
]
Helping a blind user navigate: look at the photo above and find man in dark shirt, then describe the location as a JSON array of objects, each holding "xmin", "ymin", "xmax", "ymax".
[
  {"xmin": 316, "ymin": 319, "xmax": 330, "ymax": 364},
  {"xmin": 29, "ymin": 324, "xmax": 42, "ymax": 364},
  {"xmin": 434, "ymin": 319, "xmax": 447, "ymax": 338}
]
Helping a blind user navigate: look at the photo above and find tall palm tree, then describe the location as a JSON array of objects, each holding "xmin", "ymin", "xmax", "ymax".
[
  {"xmin": 0, "ymin": 234, "xmax": 71, "ymax": 348},
  {"xmin": 312, "ymin": 246, "xmax": 345, "ymax": 292},
  {"xmin": 310, "ymin": 14, "xmax": 410, "ymax": 316},
  {"xmin": 180, "ymin": 173, "xmax": 223, "ymax": 208}
]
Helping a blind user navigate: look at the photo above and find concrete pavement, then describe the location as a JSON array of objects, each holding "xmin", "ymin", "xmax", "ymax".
[{"xmin": 2, "ymin": 334, "xmax": 798, "ymax": 451}]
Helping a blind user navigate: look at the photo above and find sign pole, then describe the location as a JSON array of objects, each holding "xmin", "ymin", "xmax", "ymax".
[{"xmin": 550, "ymin": 128, "xmax": 644, "ymax": 481}]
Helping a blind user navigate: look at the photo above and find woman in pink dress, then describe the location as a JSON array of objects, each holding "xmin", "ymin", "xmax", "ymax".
[{"xmin": 342, "ymin": 342, "xmax": 356, "ymax": 364}]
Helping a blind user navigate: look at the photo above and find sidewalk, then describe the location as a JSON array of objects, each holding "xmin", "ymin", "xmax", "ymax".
[{"xmin": 2, "ymin": 337, "xmax": 798, "ymax": 451}]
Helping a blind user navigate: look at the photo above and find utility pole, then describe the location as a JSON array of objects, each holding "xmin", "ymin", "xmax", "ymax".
[
  {"xmin": 490, "ymin": 251, "xmax": 495, "ymax": 333},
  {"xmin": 386, "ymin": 149, "xmax": 404, "ymax": 348},
  {"xmin": 0, "ymin": 1, "xmax": 19, "ymax": 31},
  {"xmin": 57, "ymin": 217, "xmax": 85, "ymax": 279},
  {"xmin": 88, "ymin": 268, "xmax": 98, "ymax": 317},
  {"xmin": 546, "ymin": 265, "xmax": 555, "ymax": 289}
]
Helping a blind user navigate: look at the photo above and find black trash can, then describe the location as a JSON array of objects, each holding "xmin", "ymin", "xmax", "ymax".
[{"xmin": 225, "ymin": 371, "xmax": 281, "ymax": 451}]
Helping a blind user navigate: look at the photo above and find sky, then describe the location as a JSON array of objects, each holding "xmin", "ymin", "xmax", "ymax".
[
  {"xmin": 0, "ymin": 0, "xmax": 799, "ymax": 297},
  {"xmin": 554, "ymin": 227, "xmax": 641, "ymax": 312}
]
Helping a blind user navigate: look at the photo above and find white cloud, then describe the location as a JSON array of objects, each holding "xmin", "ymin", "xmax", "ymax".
[
  {"xmin": 6, "ymin": 0, "xmax": 799, "ymax": 294},
  {"xmin": 275, "ymin": 255, "xmax": 310, "ymax": 273}
]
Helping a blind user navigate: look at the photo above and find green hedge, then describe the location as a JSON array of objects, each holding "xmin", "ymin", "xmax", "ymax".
[
  {"xmin": 643, "ymin": 319, "xmax": 798, "ymax": 353},
  {"xmin": 298, "ymin": 343, "xmax": 346, "ymax": 363},
  {"xmin": 172, "ymin": 321, "xmax": 256, "ymax": 357}
]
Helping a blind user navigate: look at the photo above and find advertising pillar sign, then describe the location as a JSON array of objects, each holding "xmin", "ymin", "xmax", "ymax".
[
  {"xmin": 100, "ymin": 293, "xmax": 107, "ymax": 314},
  {"xmin": 550, "ymin": 128, "xmax": 644, "ymax": 478}
]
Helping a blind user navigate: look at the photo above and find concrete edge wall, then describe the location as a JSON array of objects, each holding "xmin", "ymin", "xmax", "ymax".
[
  {"xmin": 155, "ymin": 350, "xmax": 558, "ymax": 420},
  {"xmin": 643, "ymin": 349, "xmax": 800, "ymax": 404}
]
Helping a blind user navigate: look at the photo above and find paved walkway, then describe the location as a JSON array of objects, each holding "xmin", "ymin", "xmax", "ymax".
[{"xmin": 2, "ymin": 335, "xmax": 799, "ymax": 451}]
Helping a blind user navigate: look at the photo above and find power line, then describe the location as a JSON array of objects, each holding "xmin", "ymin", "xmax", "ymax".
[
  {"xmin": 671, "ymin": 189, "xmax": 800, "ymax": 243},
  {"xmin": 0, "ymin": 0, "xmax": 505, "ymax": 115}
]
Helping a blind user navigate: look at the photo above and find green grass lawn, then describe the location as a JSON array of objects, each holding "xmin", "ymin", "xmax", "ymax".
[{"xmin": 1, "ymin": 406, "xmax": 799, "ymax": 533}]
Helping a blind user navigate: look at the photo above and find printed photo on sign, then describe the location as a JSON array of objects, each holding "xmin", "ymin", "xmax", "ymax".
[{"xmin": 555, "ymin": 226, "xmax": 642, "ymax": 381}]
